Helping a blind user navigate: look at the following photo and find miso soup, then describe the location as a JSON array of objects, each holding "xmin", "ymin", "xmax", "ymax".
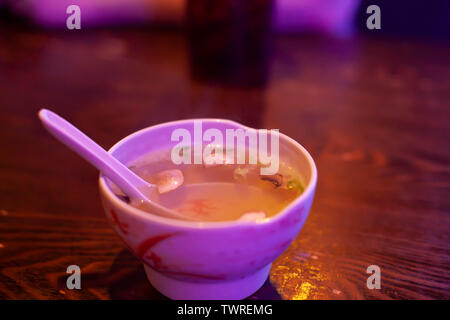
[{"xmin": 114, "ymin": 148, "xmax": 304, "ymax": 222}]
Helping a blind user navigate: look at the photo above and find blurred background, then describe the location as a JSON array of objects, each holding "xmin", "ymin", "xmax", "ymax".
[{"xmin": 0, "ymin": 0, "xmax": 449, "ymax": 300}]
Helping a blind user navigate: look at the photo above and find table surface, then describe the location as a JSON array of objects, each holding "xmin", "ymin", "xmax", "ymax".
[{"xmin": 0, "ymin": 27, "xmax": 449, "ymax": 300}]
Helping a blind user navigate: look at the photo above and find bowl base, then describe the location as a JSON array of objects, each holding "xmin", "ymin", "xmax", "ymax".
[{"xmin": 144, "ymin": 264, "xmax": 271, "ymax": 300}]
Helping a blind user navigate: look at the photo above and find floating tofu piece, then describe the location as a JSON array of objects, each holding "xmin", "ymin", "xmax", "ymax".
[
  {"xmin": 233, "ymin": 167, "xmax": 250, "ymax": 181},
  {"xmin": 203, "ymin": 152, "xmax": 234, "ymax": 168},
  {"xmin": 238, "ymin": 211, "xmax": 267, "ymax": 222},
  {"xmin": 155, "ymin": 169, "xmax": 184, "ymax": 194}
]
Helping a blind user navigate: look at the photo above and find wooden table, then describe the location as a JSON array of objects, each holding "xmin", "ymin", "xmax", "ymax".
[{"xmin": 0, "ymin": 27, "xmax": 449, "ymax": 300}]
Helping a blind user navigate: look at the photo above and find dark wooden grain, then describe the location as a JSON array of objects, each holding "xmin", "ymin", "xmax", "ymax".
[{"xmin": 0, "ymin": 27, "xmax": 449, "ymax": 300}]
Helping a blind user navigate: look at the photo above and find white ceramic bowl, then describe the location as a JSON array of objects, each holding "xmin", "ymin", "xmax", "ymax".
[{"xmin": 99, "ymin": 119, "xmax": 317, "ymax": 300}]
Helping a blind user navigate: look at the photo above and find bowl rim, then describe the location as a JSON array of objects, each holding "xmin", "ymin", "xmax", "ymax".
[{"xmin": 99, "ymin": 118, "xmax": 317, "ymax": 229}]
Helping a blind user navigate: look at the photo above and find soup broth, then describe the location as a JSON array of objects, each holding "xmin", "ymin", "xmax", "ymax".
[{"xmin": 114, "ymin": 148, "xmax": 304, "ymax": 222}]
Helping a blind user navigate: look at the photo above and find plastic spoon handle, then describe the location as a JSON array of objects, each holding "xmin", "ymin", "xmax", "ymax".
[{"xmin": 39, "ymin": 109, "xmax": 150, "ymax": 200}]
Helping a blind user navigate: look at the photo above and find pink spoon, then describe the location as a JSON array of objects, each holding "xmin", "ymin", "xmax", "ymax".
[{"xmin": 38, "ymin": 109, "xmax": 195, "ymax": 221}]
